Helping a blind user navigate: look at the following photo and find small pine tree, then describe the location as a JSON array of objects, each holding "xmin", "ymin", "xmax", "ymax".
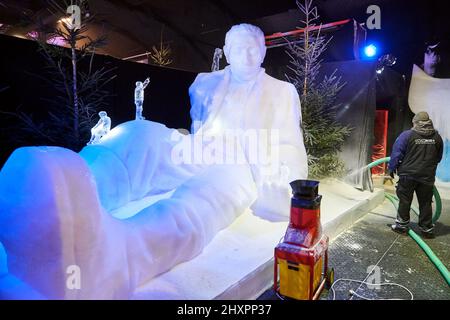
[
  {"xmin": 1, "ymin": 0, "xmax": 116, "ymax": 151},
  {"xmin": 286, "ymin": 0, "xmax": 352, "ymax": 179}
]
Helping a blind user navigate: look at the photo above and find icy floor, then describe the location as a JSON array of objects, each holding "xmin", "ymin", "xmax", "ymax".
[
  {"xmin": 124, "ymin": 179, "xmax": 384, "ymax": 300},
  {"xmin": 322, "ymin": 197, "xmax": 450, "ymax": 300}
]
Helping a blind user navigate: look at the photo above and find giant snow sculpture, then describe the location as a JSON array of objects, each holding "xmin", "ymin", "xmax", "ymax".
[
  {"xmin": 0, "ymin": 242, "xmax": 6, "ymax": 277},
  {"xmin": 409, "ymin": 64, "xmax": 450, "ymax": 182},
  {"xmin": 189, "ymin": 24, "xmax": 308, "ymax": 190},
  {"xmin": 0, "ymin": 23, "xmax": 308, "ymax": 299}
]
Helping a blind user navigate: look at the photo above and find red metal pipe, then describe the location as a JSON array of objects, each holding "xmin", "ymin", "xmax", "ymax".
[{"xmin": 264, "ymin": 18, "xmax": 351, "ymax": 42}]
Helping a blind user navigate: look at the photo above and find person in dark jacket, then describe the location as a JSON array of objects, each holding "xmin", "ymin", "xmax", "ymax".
[{"xmin": 388, "ymin": 111, "xmax": 443, "ymax": 238}]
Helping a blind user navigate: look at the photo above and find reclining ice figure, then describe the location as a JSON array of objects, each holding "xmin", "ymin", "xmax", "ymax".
[{"xmin": 0, "ymin": 23, "xmax": 308, "ymax": 299}]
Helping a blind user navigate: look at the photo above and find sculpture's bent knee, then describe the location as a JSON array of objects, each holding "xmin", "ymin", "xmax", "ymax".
[{"xmin": 0, "ymin": 146, "xmax": 130, "ymax": 299}]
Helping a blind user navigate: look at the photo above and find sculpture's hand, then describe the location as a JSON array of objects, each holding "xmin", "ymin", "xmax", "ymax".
[{"xmin": 250, "ymin": 179, "xmax": 291, "ymax": 221}]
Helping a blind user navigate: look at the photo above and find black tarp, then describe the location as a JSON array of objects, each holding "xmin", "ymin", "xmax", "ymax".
[
  {"xmin": 266, "ymin": 58, "xmax": 377, "ymax": 190},
  {"xmin": 320, "ymin": 60, "xmax": 377, "ymax": 190}
]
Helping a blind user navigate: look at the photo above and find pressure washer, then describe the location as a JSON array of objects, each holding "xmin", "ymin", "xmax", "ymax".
[{"xmin": 274, "ymin": 180, "xmax": 334, "ymax": 300}]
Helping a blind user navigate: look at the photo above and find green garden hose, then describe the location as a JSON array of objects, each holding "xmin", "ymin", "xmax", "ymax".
[{"xmin": 368, "ymin": 157, "xmax": 450, "ymax": 286}]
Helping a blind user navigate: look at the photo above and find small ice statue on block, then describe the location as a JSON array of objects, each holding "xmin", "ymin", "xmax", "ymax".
[
  {"xmin": 135, "ymin": 77, "xmax": 150, "ymax": 120},
  {"xmin": 211, "ymin": 48, "xmax": 223, "ymax": 72},
  {"xmin": 87, "ymin": 111, "xmax": 111, "ymax": 145}
]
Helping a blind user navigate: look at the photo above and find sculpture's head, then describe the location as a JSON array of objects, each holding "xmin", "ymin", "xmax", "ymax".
[
  {"xmin": 223, "ymin": 23, "xmax": 266, "ymax": 81},
  {"xmin": 99, "ymin": 111, "xmax": 107, "ymax": 118},
  {"xmin": 214, "ymin": 47, "xmax": 223, "ymax": 58},
  {"xmin": 136, "ymin": 81, "xmax": 143, "ymax": 88}
]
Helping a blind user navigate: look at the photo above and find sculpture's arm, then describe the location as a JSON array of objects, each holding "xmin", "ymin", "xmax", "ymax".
[
  {"xmin": 275, "ymin": 84, "xmax": 309, "ymax": 181},
  {"xmin": 189, "ymin": 74, "xmax": 205, "ymax": 133},
  {"xmin": 92, "ymin": 119, "xmax": 103, "ymax": 131},
  {"xmin": 142, "ymin": 78, "xmax": 150, "ymax": 90},
  {"xmin": 249, "ymin": 83, "xmax": 306, "ymax": 220}
]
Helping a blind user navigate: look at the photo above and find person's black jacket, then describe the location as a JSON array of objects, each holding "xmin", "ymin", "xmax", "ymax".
[{"xmin": 388, "ymin": 129, "xmax": 443, "ymax": 184}]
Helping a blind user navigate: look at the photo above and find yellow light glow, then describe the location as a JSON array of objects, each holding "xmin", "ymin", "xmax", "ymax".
[
  {"xmin": 58, "ymin": 17, "xmax": 69, "ymax": 23},
  {"xmin": 58, "ymin": 17, "xmax": 74, "ymax": 28}
]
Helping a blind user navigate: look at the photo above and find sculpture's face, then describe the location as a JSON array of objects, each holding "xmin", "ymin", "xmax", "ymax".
[
  {"xmin": 136, "ymin": 81, "xmax": 143, "ymax": 88},
  {"xmin": 225, "ymin": 34, "xmax": 265, "ymax": 81}
]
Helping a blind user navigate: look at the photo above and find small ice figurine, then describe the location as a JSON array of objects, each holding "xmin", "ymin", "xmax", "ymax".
[
  {"xmin": 88, "ymin": 111, "xmax": 111, "ymax": 145},
  {"xmin": 135, "ymin": 77, "xmax": 150, "ymax": 120},
  {"xmin": 211, "ymin": 48, "xmax": 223, "ymax": 72}
]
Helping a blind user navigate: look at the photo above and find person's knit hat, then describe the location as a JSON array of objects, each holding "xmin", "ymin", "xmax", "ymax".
[{"xmin": 412, "ymin": 111, "xmax": 430, "ymax": 123}]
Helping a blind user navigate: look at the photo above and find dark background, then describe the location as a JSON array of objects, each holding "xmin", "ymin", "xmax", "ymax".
[{"xmin": 1, "ymin": 0, "xmax": 450, "ymax": 74}]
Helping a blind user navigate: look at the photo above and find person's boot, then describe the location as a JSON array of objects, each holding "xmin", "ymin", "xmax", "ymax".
[
  {"xmin": 419, "ymin": 227, "xmax": 435, "ymax": 239},
  {"xmin": 390, "ymin": 223, "xmax": 409, "ymax": 235}
]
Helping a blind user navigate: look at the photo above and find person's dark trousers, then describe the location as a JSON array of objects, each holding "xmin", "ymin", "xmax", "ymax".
[{"xmin": 396, "ymin": 176, "xmax": 434, "ymax": 232}]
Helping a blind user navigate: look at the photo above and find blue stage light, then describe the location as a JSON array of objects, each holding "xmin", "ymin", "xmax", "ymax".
[{"xmin": 364, "ymin": 44, "xmax": 377, "ymax": 58}]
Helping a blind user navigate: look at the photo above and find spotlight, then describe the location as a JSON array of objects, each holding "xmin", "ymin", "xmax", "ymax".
[{"xmin": 364, "ymin": 44, "xmax": 377, "ymax": 58}]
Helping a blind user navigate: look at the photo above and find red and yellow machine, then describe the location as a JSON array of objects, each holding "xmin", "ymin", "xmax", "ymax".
[{"xmin": 274, "ymin": 180, "xmax": 334, "ymax": 300}]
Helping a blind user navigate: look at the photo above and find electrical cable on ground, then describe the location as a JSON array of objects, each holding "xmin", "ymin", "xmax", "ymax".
[
  {"xmin": 349, "ymin": 234, "xmax": 401, "ymax": 300},
  {"xmin": 330, "ymin": 278, "xmax": 414, "ymax": 300},
  {"xmin": 331, "ymin": 234, "xmax": 413, "ymax": 300}
]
